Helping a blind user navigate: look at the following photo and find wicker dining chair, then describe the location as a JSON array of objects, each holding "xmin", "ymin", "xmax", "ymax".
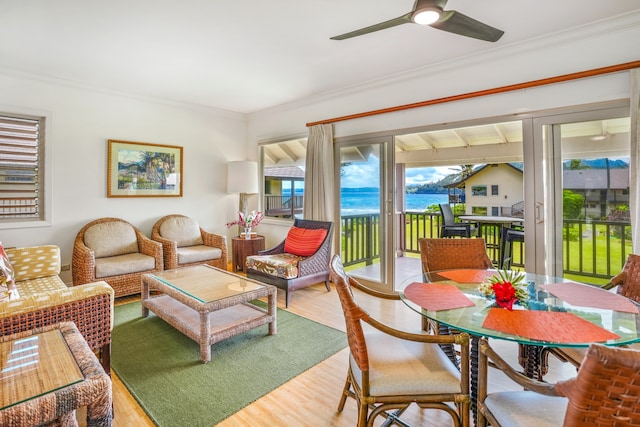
[
  {"xmin": 543, "ymin": 253, "xmax": 640, "ymax": 371},
  {"xmin": 418, "ymin": 237, "xmax": 494, "ymax": 362},
  {"xmin": 329, "ymin": 255, "xmax": 470, "ymax": 427},
  {"xmin": 478, "ymin": 338, "xmax": 640, "ymax": 427},
  {"xmin": 419, "ymin": 238, "xmax": 493, "ymax": 275}
]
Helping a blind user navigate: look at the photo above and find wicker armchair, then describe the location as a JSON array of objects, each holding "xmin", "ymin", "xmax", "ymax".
[
  {"xmin": 330, "ymin": 255, "xmax": 470, "ymax": 427},
  {"xmin": 246, "ymin": 219, "xmax": 333, "ymax": 307},
  {"xmin": 1, "ymin": 245, "xmax": 113, "ymax": 373},
  {"xmin": 72, "ymin": 217, "xmax": 163, "ymax": 298},
  {"xmin": 478, "ymin": 338, "xmax": 640, "ymax": 427},
  {"xmin": 151, "ymin": 214, "xmax": 227, "ymax": 270}
]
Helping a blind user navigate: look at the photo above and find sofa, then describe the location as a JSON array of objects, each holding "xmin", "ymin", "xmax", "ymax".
[{"xmin": 0, "ymin": 245, "xmax": 114, "ymax": 373}]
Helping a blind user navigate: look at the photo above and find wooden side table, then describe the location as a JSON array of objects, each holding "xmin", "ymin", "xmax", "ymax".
[{"xmin": 232, "ymin": 235, "xmax": 265, "ymax": 272}]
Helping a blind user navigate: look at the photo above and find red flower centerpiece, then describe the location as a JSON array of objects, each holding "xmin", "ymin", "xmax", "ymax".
[{"xmin": 479, "ymin": 270, "xmax": 528, "ymax": 310}]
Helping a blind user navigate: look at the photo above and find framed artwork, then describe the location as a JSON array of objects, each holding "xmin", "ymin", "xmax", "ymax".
[{"xmin": 107, "ymin": 140, "xmax": 183, "ymax": 197}]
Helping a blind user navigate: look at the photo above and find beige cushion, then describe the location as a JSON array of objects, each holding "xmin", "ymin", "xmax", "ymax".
[
  {"xmin": 176, "ymin": 245, "xmax": 222, "ymax": 265},
  {"xmin": 484, "ymin": 391, "xmax": 567, "ymax": 426},
  {"xmin": 85, "ymin": 222, "xmax": 139, "ymax": 258},
  {"xmin": 159, "ymin": 216, "xmax": 204, "ymax": 247},
  {"xmin": 15, "ymin": 275, "xmax": 67, "ymax": 295},
  {"xmin": 94, "ymin": 253, "xmax": 156, "ymax": 278},
  {"xmin": 349, "ymin": 329, "xmax": 462, "ymax": 396}
]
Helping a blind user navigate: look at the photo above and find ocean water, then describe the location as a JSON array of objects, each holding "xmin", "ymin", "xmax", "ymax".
[
  {"xmin": 341, "ymin": 189, "xmax": 448, "ymax": 215},
  {"xmin": 282, "ymin": 187, "xmax": 448, "ymax": 215}
]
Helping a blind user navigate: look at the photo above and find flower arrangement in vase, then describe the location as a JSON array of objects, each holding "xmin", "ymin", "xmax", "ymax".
[
  {"xmin": 226, "ymin": 210, "xmax": 264, "ymax": 239},
  {"xmin": 478, "ymin": 269, "xmax": 529, "ymax": 310}
]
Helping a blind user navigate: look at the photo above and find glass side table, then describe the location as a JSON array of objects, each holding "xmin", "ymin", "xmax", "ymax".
[{"xmin": 0, "ymin": 322, "xmax": 113, "ymax": 426}]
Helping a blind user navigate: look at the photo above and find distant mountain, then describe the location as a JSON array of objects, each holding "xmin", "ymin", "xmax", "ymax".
[{"xmin": 563, "ymin": 158, "xmax": 628, "ymax": 169}]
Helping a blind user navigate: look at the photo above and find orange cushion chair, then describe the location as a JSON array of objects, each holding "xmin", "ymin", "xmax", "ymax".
[{"xmin": 246, "ymin": 219, "xmax": 333, "ymax": 307}]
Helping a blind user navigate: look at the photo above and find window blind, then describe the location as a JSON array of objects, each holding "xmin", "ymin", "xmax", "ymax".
[{"xmin": 0, "ymin": 114, "xmax": 42, "ymax": 220}]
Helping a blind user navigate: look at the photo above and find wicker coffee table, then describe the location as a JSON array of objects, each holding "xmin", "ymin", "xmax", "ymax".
[{"xmin": 141, "ymin": 265, "xmax": 277, "ymax": 363}]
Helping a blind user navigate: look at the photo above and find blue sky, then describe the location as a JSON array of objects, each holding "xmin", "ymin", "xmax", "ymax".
[{"xmin": 341, "ymin": 156, "xmax": 451, "ymax": 188}]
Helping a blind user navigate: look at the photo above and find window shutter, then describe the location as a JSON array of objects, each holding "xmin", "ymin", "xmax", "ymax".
[{"xmin": 0, "ymin": 114, "xmax": 42, "ymax": 220}]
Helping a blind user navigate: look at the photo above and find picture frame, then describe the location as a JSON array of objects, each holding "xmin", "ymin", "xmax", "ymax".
[{"xmin": 107, "ymin": 139, "xmax": 183, "ymax": 197}]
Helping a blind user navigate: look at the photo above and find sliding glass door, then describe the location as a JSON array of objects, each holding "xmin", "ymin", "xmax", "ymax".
[
  {"xmin": 532, "ymin": 105, "xmax": 631, "ymax": 282},
  {"xmin": 335, "ymin": 136, "xmax": 395, "ymax": 293}
]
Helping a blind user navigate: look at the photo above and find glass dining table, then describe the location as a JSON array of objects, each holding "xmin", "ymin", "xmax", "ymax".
[{"xmin": 399, "ymin": 269, "xmax": 640, "ymax": 425}]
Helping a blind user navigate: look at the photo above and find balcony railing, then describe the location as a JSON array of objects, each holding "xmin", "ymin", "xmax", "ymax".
[
  {"xmin": 264, "ymin": 195, "xmax": 303, "ymax": 218},
  {"xmin": 340, "ymin": 212, "xmax": 632, "ymax": 283}
]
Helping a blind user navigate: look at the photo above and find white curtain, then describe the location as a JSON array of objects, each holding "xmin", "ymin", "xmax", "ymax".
[
  {"xmin": 303, "ymin": 123, "xmax": 334, "ymax": 221},
  {"xmin": 630, "ymin": 69, "xmax": 640, "ymax": 253}
]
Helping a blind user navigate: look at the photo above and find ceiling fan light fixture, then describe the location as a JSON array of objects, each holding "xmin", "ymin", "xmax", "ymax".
[{"xmin": 412, "ymin": 7, "xmax": 441, "ymax": 25}]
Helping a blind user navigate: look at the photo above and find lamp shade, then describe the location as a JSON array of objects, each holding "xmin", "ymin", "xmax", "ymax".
[{"xmin": 227, "ymin": 161, "xmax": 259, "ymax": 194}]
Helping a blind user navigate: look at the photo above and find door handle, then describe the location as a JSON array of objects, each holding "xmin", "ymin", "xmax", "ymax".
[{"xmin": 535, "ymin": 202, "xmax": 544, "ymax": 224}]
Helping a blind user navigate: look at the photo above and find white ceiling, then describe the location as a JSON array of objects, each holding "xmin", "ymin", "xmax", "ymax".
[{"xmin": 1, "ymin": 1, "xmax": 639, "ymax": 114}]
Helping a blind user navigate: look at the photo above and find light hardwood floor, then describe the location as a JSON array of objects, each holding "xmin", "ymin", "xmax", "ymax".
[{"xmin": 104, "ymin": 281, "xmax": 576, "ymax": 427}]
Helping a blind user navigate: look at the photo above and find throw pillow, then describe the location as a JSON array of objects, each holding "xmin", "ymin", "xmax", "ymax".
[{"xmin": 284, "ymin": 226, "xmax": 328, "ymax": 257}]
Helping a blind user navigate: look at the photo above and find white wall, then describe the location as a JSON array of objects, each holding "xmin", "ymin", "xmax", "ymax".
[
  {"xmin": 247, "ymin": 13, "xmax": 640, "ymax": 243},
  {"xmin": 464, "ymin": 165, "xmax": 524, "ymax": 214},
  {"xmin": 0, "ymin": 72, "xmax": 249, "ymax": 283}
]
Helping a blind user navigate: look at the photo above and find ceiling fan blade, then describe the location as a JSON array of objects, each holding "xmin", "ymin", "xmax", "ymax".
[
  {"xmin": 431, "ymin": 10, "xmax": 504, "ymax": 42},
  {"xmin": 331, "ymin": 13, "xmax": 413, "ymax": 40}
]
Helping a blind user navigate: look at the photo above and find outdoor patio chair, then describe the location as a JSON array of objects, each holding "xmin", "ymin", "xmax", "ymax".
[
  {"xmin": 439, "ymin": 203, "xmax": 477, "ymax": 238},
  {"xmin": 151, "ymin": 214, "xmax": 227, "ymax": 271},
  {"xmin": 246, "ymin": 219, "xmax": 333, "ymax": 307},
  {"xmin": 329, "ymin": 255, "xmax": 470, "ymax": 427},
  {"xmin": 478, "ymin": 338, "xmax": 640, "ymax": 427},
  {"xmin": 499, "ymin": 226, "xmax": 525, "ymax": 269}
]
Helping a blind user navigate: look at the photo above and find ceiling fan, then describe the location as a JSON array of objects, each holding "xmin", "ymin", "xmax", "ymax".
[{"xmin": 330, "ymin": 0, "xmax": 504, "ymax": 42}]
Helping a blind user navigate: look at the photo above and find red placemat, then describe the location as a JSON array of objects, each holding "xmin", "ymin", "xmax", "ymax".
[
  {"xmin": 541, "ymin": 283, "xmax": 639, "ymax": 314},
  {"xmin": 482, "ymin": 308, "xmax": 620, "ymax": 343},
  {"xmin": 404, "ymin": 282, "xmax": 476, "ymax": 311},
  {"xmin": 437, "ymin": 269, "xmax": 495, "ymax": 284}
]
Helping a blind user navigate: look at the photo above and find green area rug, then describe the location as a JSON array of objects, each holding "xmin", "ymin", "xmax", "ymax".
[{"xmin": 112, "ymin": 301, "xmax": 347, "ymax": 427}]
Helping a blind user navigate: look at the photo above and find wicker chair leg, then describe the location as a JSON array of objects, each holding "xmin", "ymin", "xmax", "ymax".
[
  {"xmin": 324, "ymin": 280, "xmax": 331, "ymax": 291},
  {"xmin": 100, "ymin": 343, "xmax": 111, "ymax": 375},
  {"xmin": 337, "ymin": 375, "xmax": 351, "ymax": 412}
]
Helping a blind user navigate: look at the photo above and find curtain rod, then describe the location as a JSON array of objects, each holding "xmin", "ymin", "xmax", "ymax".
[{"xmin": 306, "ymin": 59, "xmax": 640, "ymax": 127}]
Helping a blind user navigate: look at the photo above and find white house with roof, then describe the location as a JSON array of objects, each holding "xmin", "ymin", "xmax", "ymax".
[
  {"xmin": 447, "ymin": 163, "xmax": 524, "ymax": 216},
  {"xmin": 448, "ymin": 162, "xmax": 630, "ymax": 219}
]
